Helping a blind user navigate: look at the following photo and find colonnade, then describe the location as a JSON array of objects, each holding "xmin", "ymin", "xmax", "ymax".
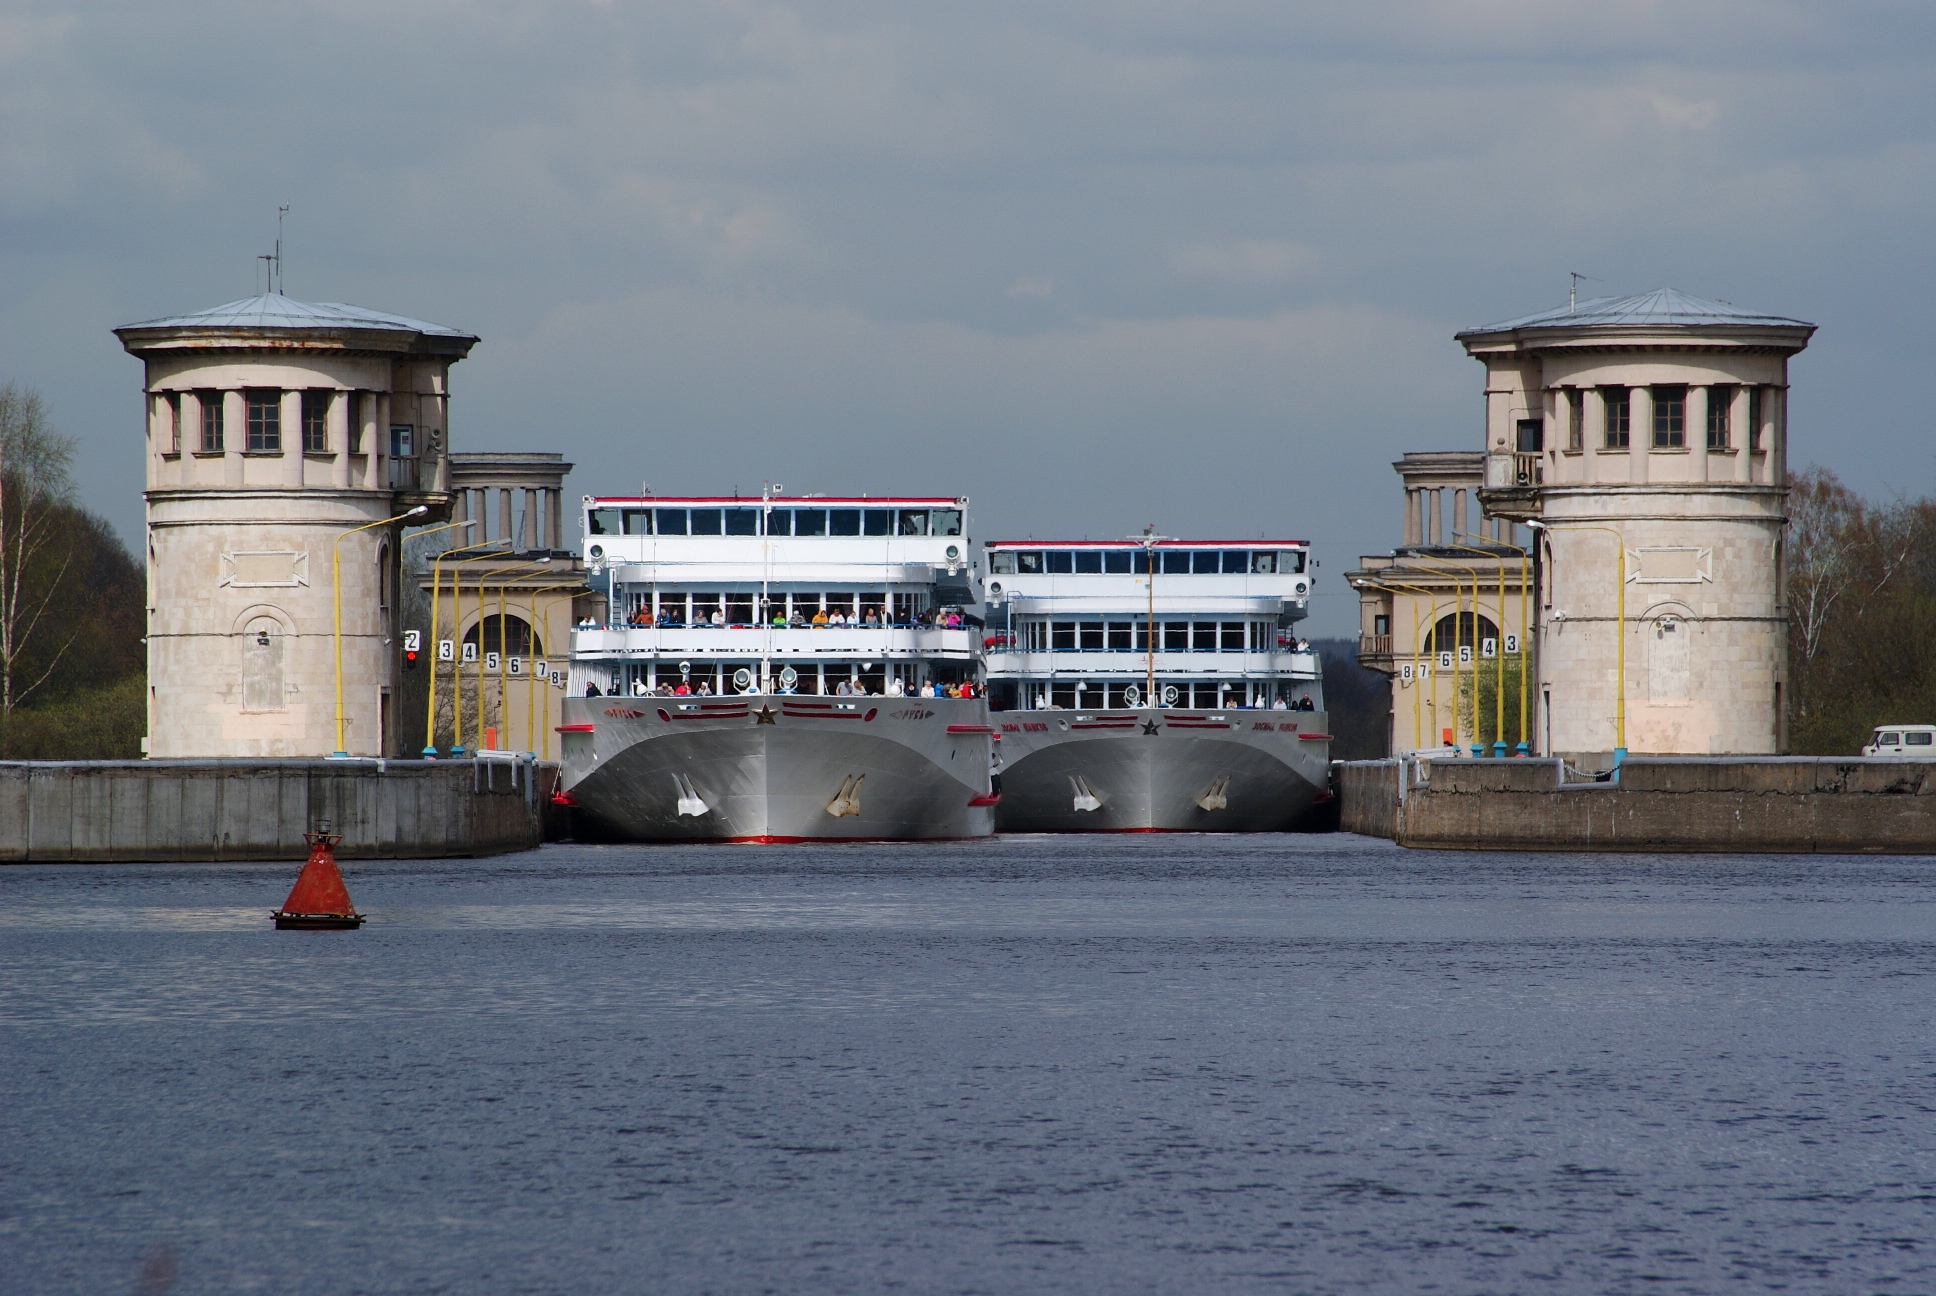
[{"xmin": 451, "ymin": 484, "xmax": 567, "ymax": 551}]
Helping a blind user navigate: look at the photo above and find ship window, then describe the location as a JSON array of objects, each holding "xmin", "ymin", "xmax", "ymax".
[
  {"xmin": 897, "ymin": 509, "xmax": 929, "ymax": 536},
  {"xmin": 1051, "ymin": 622, "xmax": 1075, "ymax": 650},
  {"xmin": 1284, "ymin": 551, "xmax": 1305, "ymax": 573},
  {"xmin": 693, "ymin": 595, "xmax": 722, "ymax": 624},
  {"xmin": 1016, "ymin": 552, "xmax": 1043, "ymax": 574},
  {"xmin": 1249, "ymin": 622, "xmax": 1273, "ymax": 652},
  {"xmin": 622, "ymin": 509, "xmax": 651, "ymax": 535},
  {"xmin": 690, "ymin": 509, "xmax": 723, "ymax": 535},
  {"xmin": 1221, "ymin": 622, "xmax": 1244, "ymax": 652},
  {"xmin": 1221, "ymin": 551, "xmax": 1247, "ymax": 573},
  {"xmin": 792, "ymin": 509, "xmax": 826, "ymax": 536},
  {"xmin": 1074, "ymin": 551, "xmax": 1102, "ymax": 574},
  {"xmin": 1251, "ymin": 551, "xmax": 1276, "ymax": 574},
  {"xmin": 1079, "ymin": 622, "xmax": 1104, "ymax": 650},
  {"xmin": 1161, "ymin": 551, "xmax": 1191, "ymax": 574},
  {"xmin": 726, "ymin": 594, "xmax": 755, "ymax": 624},
  {"xmin": 1107, "ymin": 622, "xmax": 1132, "ymax": 651},
  {"xmin": 826, "ymin": 593, "xmax": 854, "ymax": 618},
  {"xmin": 863, "ymin": 509, "xmax": 892, "ymax": 535},
  {"xmin": 1192, "ymin": 551, "xmax": 1220, "ymax": 574},
  {"xmin": 931, "ymin": 509, "xmax": 962, "ymax": 537},
  {"xmin": 1135, "ymin": 622, "xmax": 1150, "ymax": 652},
  {"xmin": 1046, "ymin": 551, "xmax": 1074, "ymax": 574},
  {"xmin": 830, "ymin": 509, "xmax": 861, "ymax": 536},
  {"xmin": 1104, "ymin": 550, "xmax": 1131, "ymax": 574},
  {"xmin": 725, "ymin": 508, "xmax": 759, "ymax": 535},
  {"xmin": 1193, "ymin": 622, "xmax": 1218, "ymax": 652},
  {"xmin": 1133, "ymin": 551, "xmax": 1154, "ymax": 574},
  {"xmin": 1163, "ymin": 622, "xmax": 1189, "ymax": 652},
  {"xmin": 655, "ymin": 508, "xmax": 688, "ymax": 535},
  {"xmin": 587, "ymin": 508, "xmax": 620, "ymax": 536},
  {"xmin": 1051, "ymin": 681, "xmax": 1078, "ymax": 709},
  {"xmin": 990, "ymin": 552, "xmax": 1017, "ymax": 574}
]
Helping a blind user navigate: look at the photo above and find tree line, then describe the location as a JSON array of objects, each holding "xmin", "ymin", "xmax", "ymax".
[
  {"xmin": 1785, "ymin": 465, "xmax": 1936, "ymax": 754},
  {"xmin": 0, "ymin": 383, "xmax": 145, "ymax": 758}
]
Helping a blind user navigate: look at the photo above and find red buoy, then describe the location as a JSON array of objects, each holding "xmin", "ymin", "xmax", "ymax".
[{"xmin": 272, "ymin": 829, "xmax": 365, "ymax": 929}]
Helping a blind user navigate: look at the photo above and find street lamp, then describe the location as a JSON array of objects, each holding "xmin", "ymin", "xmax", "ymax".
[
  {"xmin": 1527, "ymin": 519, "xmax": 1628, "ymax": 769},
  {"xmin": 332, "ymin": 504, "xmax": 428, "ymax": 759}
]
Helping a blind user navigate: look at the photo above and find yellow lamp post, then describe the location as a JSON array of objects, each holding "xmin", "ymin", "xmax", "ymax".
[
  {"xmin": 425, "ymin": 537, "xmax": 507, "ymax": 756},
  {"xmin": 467, "ymin": 559, "xmax": 552, "ymax": 753},
  {"xmin": 520, "ymin": 581, "xmax": 586, "ymax": 758},
  {"xmin": 1527, "ymin": 519, "xmax": 1627, "ymax": 767},
  {"xmin": 332, "ymin": 504, "xmax": 428, "ymax": 758},
  {"xmin": 1355, "ymin": 576, "xmax": 1454, "ymax": 752},
  {"xmin": 1445, "ymin": 539, "xmax": 1532, "ymax": 757},
  {"xmin": 1417, "ymin": 554, "xmax": 1485, "ymax": 752}
]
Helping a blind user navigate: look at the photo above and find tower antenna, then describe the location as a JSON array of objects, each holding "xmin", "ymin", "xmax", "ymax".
[
  {"xmin": 275, "ymin": 204, "xmax": 289, "ymax": 294},
  {"xmin": 1568, "ymin": 270, "xmax": 1601, "ymax": 313}
]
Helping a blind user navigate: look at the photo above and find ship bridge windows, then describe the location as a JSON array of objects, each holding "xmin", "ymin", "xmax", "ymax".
[
  {"xmin": 689, "ymin": 509, "xmax": 724, "ymax": 535},
  {"xmin": 656, "ymin": 508, "xmax": 688, "ymax": 535},
  {"xmin": 1104, "ymin": 551, "xmax": 1133, "ymax": 574},
  {"xmin": 725, "ymin": 508, "xmax": 759, "ymax": 535},
  {"xmin": 830, "ymin": 509, "xmax": 863, "ymax": 536},
  {"xmin": 1074, "ymin": 551, "xmax": 1103, "ymax": 575},
  {"xmin": 1046, "ymin": 551, "xmax": 1074, "ymax": 574},
  {"xmin": 588, "ymin": 508, "xmax": 619, "ymax": 535}
]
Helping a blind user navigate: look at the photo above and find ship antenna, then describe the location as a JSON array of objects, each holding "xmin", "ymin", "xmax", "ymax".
[{"xmin": 1131, "ymin": 524, "xmax": 1171, "ymax": 708}]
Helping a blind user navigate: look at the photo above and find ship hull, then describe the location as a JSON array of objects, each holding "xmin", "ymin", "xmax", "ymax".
[
  {"xmin": 559, "ymin": 695, "xmax": 996, "ymax": 841},
  {"xmin": 993, "ymin": 710, "xmax": 1330, "ymax": 833}
]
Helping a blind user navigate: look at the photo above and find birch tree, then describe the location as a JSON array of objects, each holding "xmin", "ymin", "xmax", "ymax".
[{"xmin": 0, "ymin": 383, "xmax": 79, "ymax": 713}]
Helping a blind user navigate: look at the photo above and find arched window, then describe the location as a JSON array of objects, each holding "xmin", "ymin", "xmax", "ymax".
[
  {"xmin": 462, "ymin": 613, "xmax": 544, "ymax": 658},
  {"xmin": 1427, "ymin": 611, "xmax": 1499, "ymax": 653}
]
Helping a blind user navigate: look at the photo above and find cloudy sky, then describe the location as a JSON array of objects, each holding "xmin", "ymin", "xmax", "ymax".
[{"xmin": 5, "ymin": 1, "xmax": 1933, "ymax": 634}]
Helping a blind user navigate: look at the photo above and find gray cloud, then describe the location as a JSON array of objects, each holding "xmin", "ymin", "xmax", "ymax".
[{"xmin": 4, "ymin": 1, "xmax": 1935, "ymax": 633}]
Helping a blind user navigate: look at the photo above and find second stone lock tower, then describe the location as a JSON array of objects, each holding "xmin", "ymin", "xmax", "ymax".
[
  {"xmin": 116, "ymin": 295, "xmax": 476, "ymax": 757},
  {"xmin": 1460, "ymin": 289, "xmax": 1814, "ymax": 758}
]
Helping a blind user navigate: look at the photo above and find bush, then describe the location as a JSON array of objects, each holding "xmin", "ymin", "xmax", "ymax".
[{"xmin": 0, "ymin": 674, "xmax": 146, "ymax": 760}]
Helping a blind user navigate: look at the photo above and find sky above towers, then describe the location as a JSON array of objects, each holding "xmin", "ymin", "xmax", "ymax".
[{"xmin": 4, "ymin": 1, "xmax": 1934, "ymax": 634}]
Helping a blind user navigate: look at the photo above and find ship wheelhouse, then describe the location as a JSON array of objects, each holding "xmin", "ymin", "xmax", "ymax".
[
  {"xmin": 982, "ymin": 539, "xmax": 1321, "ymax": 711},
  {"xmin": 571, "ymin": 495, "xmax": 982, "ymax": 697}
]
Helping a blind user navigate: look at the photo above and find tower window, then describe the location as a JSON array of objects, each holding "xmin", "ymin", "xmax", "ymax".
[
  {"xmin": 198, "ymin": 390, "xmax": 223, "ymax": 452},
  {"xmin": 246, "ymin": 390, "xmax": 281, "ymax": 452},
  {"xmin": 1707, "ymin": 385, "xmax": 1732, "ymax": 449},
  {"xmin": 302, "ymin": 391, "xmax": 330, "ymax": 454},
  {"xmin": 1566, "ymin": 389, "xmax": 1584, "ymax": 450},
  {"xmin": 344, "ymin": 392, "xmax": 363, "ymax": 452},
  {"xmin": 1652, "ymin": 386, "xmax": 1686, "ymax": 448},
  {"xmin": 1748, "ymin": 388, "xmax": 1763, "ymax": 451},
  {"xmin": 1602, "ymin": 387, "xmax": 1630, "ymax": 449},
  {"xmin": 1516, "ymin": 419, "xmax": 1544, "ymax": 452}
]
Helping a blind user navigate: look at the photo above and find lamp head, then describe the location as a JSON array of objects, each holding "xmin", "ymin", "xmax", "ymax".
[{"xmin": 406, "ymin": 505, "xmax": 429, "ymax": 517}]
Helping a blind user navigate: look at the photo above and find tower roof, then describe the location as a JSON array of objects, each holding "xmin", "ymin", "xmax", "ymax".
[
  {"xmin": 115, "ymin": 294, "xmax": 478, "ymax": 358},
  {"xmin": 1459, "ymin": 288, "xmax": 1813, "ymax": 340},
  {"xmin": 120, "ymin": 293, "xmax": 475, "ymax": 337}
]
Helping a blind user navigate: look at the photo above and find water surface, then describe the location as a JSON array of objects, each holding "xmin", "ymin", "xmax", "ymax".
[{"xmin": 3, "ymin": 834, "xmax": 1934, "ymax": 1293}]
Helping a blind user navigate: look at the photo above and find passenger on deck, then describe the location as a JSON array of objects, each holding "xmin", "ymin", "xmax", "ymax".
[
  {"xmin": 696, "ymin": 681, "xmax": 713, "ymax": 696},
  {"xmin": 631, "ymin": 679, "xmax": 648, "ymax": 696},
  {"xmin": 789, "ymin": 608, "xmax": 806, "ymax": 627},
  {"xmin": 863, "ymin": 608, "xmax": 879, "ymax": 627},
  {"xmin": 835, "ymin": 679, "xmax": 853, "ymax": 696},
  {"xmin": 1272, "ymin": 696, "xmax": 1289, "ymax": 710},
  {"xmin": 811, "ymin": 607, "xmax": 829, "ymax": 626},
  {"xmin": 585, "ymin": 681, "xmax": 601, "ymax": 697},
  {"xmin": 710, "ymin": 608, "xmax": 724, "ymax": 625},
  {"xmin": 673, "ymin": 681, "xmax": 691, "ymax": 696},
  {"xmin": 887, "ymin": 677, "xmax": 905, "ymax": 696}
]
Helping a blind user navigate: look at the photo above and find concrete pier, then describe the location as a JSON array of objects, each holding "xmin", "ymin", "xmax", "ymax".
[
  {"xmin": 1340, "ymin": 756, "xmax": 1936, "ymax": 854},
  {"xmin": 0, "ymin": 758, "xmax": 552, "ymax": 863}
]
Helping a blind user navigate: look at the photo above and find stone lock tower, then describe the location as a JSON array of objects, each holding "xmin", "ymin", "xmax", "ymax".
[
  {"xmin": 1461, "ymin": 290, "xmax": 1814, "ymax": 759},
  {"xmin": 116, "ymin": 295, "xmax": 477, "ymax": 757}
]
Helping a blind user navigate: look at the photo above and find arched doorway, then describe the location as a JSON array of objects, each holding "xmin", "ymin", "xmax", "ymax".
[
  {"xmin": 1427, "ymin": 611, "xmax": 1498, "ymax": 654},
  {"xmin": 462, "ymin": 613, "xmax": 544, "ymax": 659}
]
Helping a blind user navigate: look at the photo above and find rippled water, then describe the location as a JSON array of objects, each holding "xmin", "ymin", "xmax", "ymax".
[{"xmin": 4, "ymin": 834, "xmax": 1935, "ymax": 1293}]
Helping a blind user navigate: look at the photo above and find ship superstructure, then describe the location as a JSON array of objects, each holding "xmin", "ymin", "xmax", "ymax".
[
  {"xmin": 556, "ymin": 495, "xmax": 996, "ymax": 841},
  {"xmin": 982, "ymin": 538, "xmax": 1329, "ymax": 832}
]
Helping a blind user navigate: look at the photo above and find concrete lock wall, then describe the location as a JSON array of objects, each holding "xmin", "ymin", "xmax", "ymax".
[
  {"xmin": 0, "ymin": 759, "xmax": 552, "ymax": 863},
  {"xmin": 1339, "ymin": 756, "xmax": 1936, "ymax": 854}
]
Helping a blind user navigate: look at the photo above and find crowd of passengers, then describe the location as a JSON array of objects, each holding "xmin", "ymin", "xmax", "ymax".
[
  {"xmin": 609, "ymin": 606, "xmax": 969, "ymax": 630},
  {"xmin": 583, "ymin": 676, "xmax": 978, "ymax": 699}
]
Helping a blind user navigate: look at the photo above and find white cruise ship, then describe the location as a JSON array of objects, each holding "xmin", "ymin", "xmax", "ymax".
[
  {"xmin": 982, "ymin": 537, "xmax": 1329, "ymax": 832},
  {"xmin": 556, "ymin": 494, "xmax": 997, "ymax": 841}
]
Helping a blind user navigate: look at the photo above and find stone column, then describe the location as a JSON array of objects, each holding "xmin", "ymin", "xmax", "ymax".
[
  {"xmin": 223, "ymin": 391, "xmax": 245, "ymax": 486},
  {"xmin": 329, "ymin": 390, "xmax": 351, "ymax": 489},
  {"xmin": 1690, "ymin": 386, "xmax": 1709, "ymax": 483},
  {"xmin": 1629, "ymin": 386, "xmax": 1651, "ymax": 484},
  {"xmin": 1428, "ymin": 489, "xmax": 1442, "ymax": 546},
  {"xmin": 1582, "ymin": 388, "xmax": 1603, "ymax": 484},
  {"xmin": 499, "ymin": 488, "xmax": 514, "ymax": 546},
  {"xmin": 280, "ymin": 390, "xmax": 304, "ymax": 486},
  {"xmin": 1452, "ymin": 488, "xmax": 1467, "ymax": 542},
  {"xmin": 1731, "ymin": 386, "xmax": 1753, "ymax": 483},
  {"xmin": 1770, "ymin": 386, "xmax": 1787, "ymax": 485},
  {"xmin": 548, "ymin": 489, "xmax": 563, "ymax": 551},
  {"xmin": 523, "ymin": 488, "xmax": 539, "ymax": 549}
]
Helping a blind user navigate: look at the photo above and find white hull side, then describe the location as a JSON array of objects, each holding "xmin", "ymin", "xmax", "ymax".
[
  {"xmin": 993, "ymin": 709, "xmax": 1330, "ymax": 833},
  {"xmin": 559, "ymin": 696, "xmax": 995, "ymax": 841}
]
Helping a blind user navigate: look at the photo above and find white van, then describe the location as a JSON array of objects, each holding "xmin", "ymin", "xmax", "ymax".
[{"xmin": 1862, "ymin": 725, "xmax": 1936, "ymax": 757}]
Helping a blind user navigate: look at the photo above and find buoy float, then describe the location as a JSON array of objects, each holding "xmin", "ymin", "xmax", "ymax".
[{"xmin": 272, "ymin": 828, "xmax": 365, "ymax": 929}]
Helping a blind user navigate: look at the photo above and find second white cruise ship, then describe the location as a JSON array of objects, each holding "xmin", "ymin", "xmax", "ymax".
[
  {"xmin": 982, "ymin": 536, "xmax": 1329, "ymax": 832},
  {"xmin": 555, "ymin": 494, "xmax": 997, "ymax": 841}
]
